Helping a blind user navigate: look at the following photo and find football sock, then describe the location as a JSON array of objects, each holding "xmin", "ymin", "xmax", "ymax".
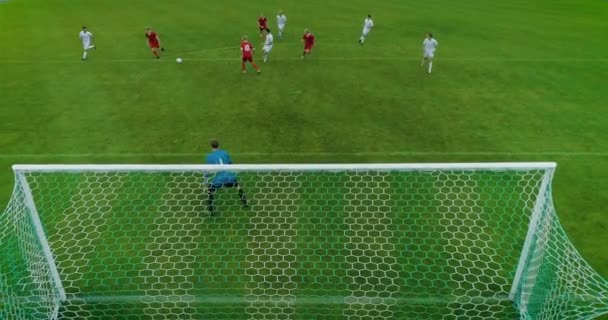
[
  {"xmin": 82, "ymin": 51, "xmax": 87, "ymax": 60},
  {"xmin": 153, "ymin": 51, "xmax": 159, "ymax": 58},
  {"xmin": 252, "ymin": 63, "xmax": 260, "ymax": 71},
  {"xmin": 242, "ymin": 62, "xmax": 246, "ymax": 71},
  {"xmin": 238, "ymin": 189, "xmax": 248, "ymax": 206},
  {"xmin": 428, "ymin": 62, "xmax": 433, "ymax": 73},
  {"xmin": 360, "ymin": 36, "xmax": 365, "ymax": 43},
  {"xmin": 207, "ymin": 188, "xmax": 216, "ymax": 214}
]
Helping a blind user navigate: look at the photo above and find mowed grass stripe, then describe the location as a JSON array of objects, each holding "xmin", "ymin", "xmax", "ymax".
[
  {"xmin": 244, "ymin": 172, "xmax": 299, "ymax": 319},
  {"xmin": 178, "ymin": 173, "xmax": 249, "ymax": 318},
  {"xmin": 388, "ymin": 171, "xmax": 534, "ymax": 318},
  {"xmin": 389, "ymin": 171, "xmax": 460, "ymax": 318},
  {"xmin": 292, "ymin": 173, "xmax": 351, "ymax": 318},
  {"xmin": 139, "ymin": 174, "xmax": 207, "ymax": 318},
  {"xmin": 342, "ymin": 171, "xmax": 401, "ymax": 318}
]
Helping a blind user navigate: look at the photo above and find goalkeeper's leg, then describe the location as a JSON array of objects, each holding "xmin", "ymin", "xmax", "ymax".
[
  {"xmin": 236, "ymin": 182, "xmax": 248, "ymax": 207},
  {"xmin": 207, "ymin": 185, "xmax": 217, "ymax": 215}
]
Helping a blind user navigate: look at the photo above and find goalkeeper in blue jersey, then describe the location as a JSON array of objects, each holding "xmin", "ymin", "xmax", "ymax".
[{"xmin": 205, "ymin": 139, "xmax": 248, "ymax": 216}]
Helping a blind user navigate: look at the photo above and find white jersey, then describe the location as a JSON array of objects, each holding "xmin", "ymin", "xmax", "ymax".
[
  {"xmin": 423, "ymin": 38, "xmax": 438, "ymax": 57},
  {"xmin": 363, "ymin": 18, "xmax": 374, "ymax": 32},
  {"xmin": 79, "ymin": 31, "xmax": 93, "ymax": 44},
  {"xmin": 264, "ymin": 33, "xmax": 274, "ymax": 47},
  {"xmin": 263, "ymin": 33, "xmax": 274, "ymax": 52},
  {"xmin": 277, "ymin": 14, "xmax": 287, "ymax": 27},
  {"xmin": 423, "ymin": 38, "xmax": 438, "ymax": 52}
]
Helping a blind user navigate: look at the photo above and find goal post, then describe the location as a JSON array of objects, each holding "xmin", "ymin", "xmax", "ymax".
[{"xmin": 1, "ymin": 163, "xmax": 607, "ymax": 319}]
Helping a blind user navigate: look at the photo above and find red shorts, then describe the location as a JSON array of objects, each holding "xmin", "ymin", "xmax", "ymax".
[
  {"xmin": 242, "ymin": 56, "xmax": 253, "ymax": 62},
  {"xmin": 149, "ymin": 42, "xmax": 160, "ymax": 49},
  {"xmin": 304, "ymin": 44, "xmax": 314, "ymax": 52}
]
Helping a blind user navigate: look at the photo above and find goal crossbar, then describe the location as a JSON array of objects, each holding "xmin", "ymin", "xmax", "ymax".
[{"xmin": 12, "ymin": 162, "xmax": 557, "ymax": 173}]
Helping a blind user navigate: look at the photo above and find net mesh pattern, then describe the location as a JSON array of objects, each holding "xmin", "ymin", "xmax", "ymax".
[{"xmin": 1, "ymin": 166, "xmax": 606, "ymax": 319}]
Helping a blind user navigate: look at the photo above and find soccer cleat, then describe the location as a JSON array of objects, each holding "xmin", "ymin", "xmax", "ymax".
[{"xmin": 257, "ymin": 70, "xmax": 261, "ymax": 76}]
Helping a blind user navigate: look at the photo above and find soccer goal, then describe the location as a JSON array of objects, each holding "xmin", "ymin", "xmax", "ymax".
[{"xmin": 1, "ymin": 163, "xmax": 607, "ymax": 319}]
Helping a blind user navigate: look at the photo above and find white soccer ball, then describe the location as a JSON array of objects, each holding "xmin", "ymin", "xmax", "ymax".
[{"xmin": 176, "ymin": 57, "xmax": 183, "ymax": 64}]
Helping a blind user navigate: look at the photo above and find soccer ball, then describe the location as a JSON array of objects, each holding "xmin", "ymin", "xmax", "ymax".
[{"xmin": 176, "ymin": 57, "xmax": 183, "ymax": 64}]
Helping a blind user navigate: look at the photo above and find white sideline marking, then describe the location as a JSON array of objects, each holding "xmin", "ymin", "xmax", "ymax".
[
  {"xmin": 0, "ymin": 57, "xmax": 607, "ymax": 64},
  {"xmin": 0, "ymin": 151, "xmax": 606, "ymax": 159}
]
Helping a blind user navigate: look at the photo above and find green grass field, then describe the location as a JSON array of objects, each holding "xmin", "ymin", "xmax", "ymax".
[{"xmin": 1, "ymin": 0, "xmax": 607, "ymax": 319}]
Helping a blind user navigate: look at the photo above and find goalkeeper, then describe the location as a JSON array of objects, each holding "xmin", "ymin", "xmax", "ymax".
[{"xmin": 205, "ymin": 139, "xmax": 248, "ymax": 216}]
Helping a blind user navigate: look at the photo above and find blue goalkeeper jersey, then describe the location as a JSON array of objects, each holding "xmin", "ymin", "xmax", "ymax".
[{"xmin": 206, "ymin": 149, "xmax": 237, "ymax": 185}]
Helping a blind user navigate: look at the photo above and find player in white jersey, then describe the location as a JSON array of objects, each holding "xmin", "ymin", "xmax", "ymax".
[
  {"xmin": 358, "ymin": 15, "xmax": 374, "ymax": 45},
  {"xmin": 276, "ymin": 10, "xmax": 287, "ymax": 40},
  {"xmin": 421, "ymin": 33, "xmax": 438, "ymax": 74},
  {"xmin": 79, "ymin": 26, "xmax": 96, "ymax": 61},
  {"xmin": 262, "ymin": 29, "xmax": 274, "ymax": 63}
]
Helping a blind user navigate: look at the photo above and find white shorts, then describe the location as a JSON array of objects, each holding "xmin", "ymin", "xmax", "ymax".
[
  {"xmin": 263, "ymin": 45, "xmax": 273, "ymax": 53},
  {"xmin": 362, "ymin": 28, "xmax": 371, "ymax": 36},
  {"xmin": 278, "ymin": 24, "xmax": 285, "ymax": 31},
  {"xmin": 82, "ymin": 41, "xmax": 91, "ymax": 50},
  {"xmin": 424, "ymin": 50, "xmax": 435, "ymax": 59}
]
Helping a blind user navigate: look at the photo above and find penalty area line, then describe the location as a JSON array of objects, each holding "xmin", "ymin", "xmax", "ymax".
[{"xmin": 0, "ymin": 151, "xmax": 606, "ymax": 159}]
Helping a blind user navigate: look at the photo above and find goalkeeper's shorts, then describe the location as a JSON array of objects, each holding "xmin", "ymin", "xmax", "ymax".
[{"xmin": 210, "ymin": 178, "xmax": 239, "ymax": 190}]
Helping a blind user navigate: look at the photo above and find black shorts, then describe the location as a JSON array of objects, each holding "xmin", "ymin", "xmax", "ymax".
[{"xmin": 209, "ymin": 181, "xmax": 239, "ymax": 191}]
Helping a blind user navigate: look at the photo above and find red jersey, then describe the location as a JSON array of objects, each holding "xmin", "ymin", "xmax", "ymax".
[
  {"xmin": 241, "ymin": 40, "xmax": 254, "ymax": 58},
  {"xmin": 303, "ymin": 33, "xmax": 315, "ymax": 46},
  {"xmin": 146, "ymin": 32, "xmax": 159, "ymax": 44},
  {"xmin": 258, "ymin": 17, "xmax": 268, "ymax": 29}
]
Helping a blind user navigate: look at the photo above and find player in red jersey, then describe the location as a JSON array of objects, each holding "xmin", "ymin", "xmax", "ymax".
[
  {"xmin": 258, "ymin": 14, "xmax": 268, "ymax": 37},
  {"xmin": 240, "ymin": 36, "xmax": 261, "ymax": 75},
  {"xmin": 301, "ymin": 29, "xmax": 315, "ymax": 59},
  {"xmin": 145, "ymin": 28, "xmax": 164, "ymax": 59}
]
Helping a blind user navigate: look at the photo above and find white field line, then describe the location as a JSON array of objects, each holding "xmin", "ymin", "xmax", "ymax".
[
  {"xmin": 0, "ymin": 151, "xmax": 606, "ymax": 159},
  {"xmin": 343, "ymin": 172, "xmax": 400, "ymax": 318},
  {"xmin": 33, "ymin": 293, "xmax": 512, "ymax": 305},
  {"xmin": 0, "ymin": 57, "xmax": 607, "ymax": 64},
  {"xmin": 245, "ymin": 174, "xmax": 299, "ymax": 319}
]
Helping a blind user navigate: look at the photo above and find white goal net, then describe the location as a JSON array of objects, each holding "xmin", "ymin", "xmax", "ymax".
[{"xmin": 0, "ymin": 163, "xmax": 607, "ymax": 319}]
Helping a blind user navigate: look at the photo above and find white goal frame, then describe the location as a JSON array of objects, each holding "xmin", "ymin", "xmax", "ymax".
[{"xmin": 10, "ymin": 162, "xmax": 559, "ymax": 318}]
